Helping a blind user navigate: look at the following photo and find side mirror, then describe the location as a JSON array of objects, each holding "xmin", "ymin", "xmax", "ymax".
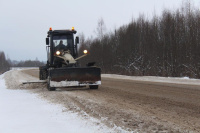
[
  {"xmin": 46, "ymin": 38, "xmax": 49, "ymax": 45},
  {"xmin": 75, "ymin": 36, "xmax": 79, "ymax": 44}
]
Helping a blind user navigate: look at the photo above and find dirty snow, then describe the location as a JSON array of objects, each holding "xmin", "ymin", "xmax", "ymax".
[
  {"xmin": 1, "ymin": 68, "xmax": 200, "ymax": 133},
  {"xmin": 102, "ymin": 74, "xmax": 200, "ymax": 86},
  {"xmin": 0, "ymin": 72, "xmax": 118, "ymax": 133}
]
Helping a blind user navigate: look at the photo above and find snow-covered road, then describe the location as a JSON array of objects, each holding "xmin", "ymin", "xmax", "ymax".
[
  {"xmin": 2, "ymin": 68, "xmax": 200, "ymax": 132},
  {"xmin": 0, "ymin": 73, "xmax": 116, "ymax": 133}
]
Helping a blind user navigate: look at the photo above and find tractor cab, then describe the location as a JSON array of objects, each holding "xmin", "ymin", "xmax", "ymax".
[{"xmin": 46, "ymin": 27, "xmax": 79, "ymax": 67}]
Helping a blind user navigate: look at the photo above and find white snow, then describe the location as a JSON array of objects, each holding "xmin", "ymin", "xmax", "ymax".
[
  {"xmin": 0, "ymin": 73, "xmax": 118, "ymax": 133},
  {"xmin": 50, "ymin": 80, "xmax": 80, "ymax": 87},
  {"xmin": 50, "ymin": 80, "xmax": 101, "ymax": 87},
  {"xmin": 1, "ymin": 69, "xmax": 200, "ymax": 133},
  {"xmin": 102, "ymin": 74, "xmax": 200, "ymax": 86}
]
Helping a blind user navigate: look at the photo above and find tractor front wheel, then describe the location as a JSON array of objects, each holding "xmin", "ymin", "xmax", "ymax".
[
  {"xmin": 89, "ymin": 85, "xmax": 98, "ymax": 89},
  {"xmin": 47, "ymin": 78, "xmax": 56, "ymax": 91}
]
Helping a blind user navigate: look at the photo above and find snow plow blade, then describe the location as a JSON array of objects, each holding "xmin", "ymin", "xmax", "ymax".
[{"xmin": 48, "ymin": 67, "xmax": 101, "ymax": 88}]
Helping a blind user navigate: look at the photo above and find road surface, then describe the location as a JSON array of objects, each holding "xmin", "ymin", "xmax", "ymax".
[{"xmin": 4, "ymin": 68, "xmax": 200, "ymax": 132}]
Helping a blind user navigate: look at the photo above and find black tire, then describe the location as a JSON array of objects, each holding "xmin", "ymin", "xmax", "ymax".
[
  {"xmin": 44, "ymin": 70, "xmax": 48, "ymax": 79},
  {"xmin": 39, "ymin": 67, "xmax": 48, "ymax": 80},
  {"xmin": 41, "ymin": 70, "xmax": 47, "ymax": 80},
  {"xmin": 47, "ymin": 78, "xmax": 56, "ymax": 91},
  {"xmin": 47, "ymin": 84, "xmax": 56, "ymax": 91},
  {"xmin": 89, "ymin": 85, "xmax": 98, "ymax": 89},
  {"xmin": 39, "ymin": 69, "xmax": 43, "ymax": 80}
]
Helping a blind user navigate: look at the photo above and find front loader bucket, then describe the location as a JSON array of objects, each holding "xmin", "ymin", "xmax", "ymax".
[{"xmin": 49, "ymin": 67, "xmax": 101, "ymax": 87}]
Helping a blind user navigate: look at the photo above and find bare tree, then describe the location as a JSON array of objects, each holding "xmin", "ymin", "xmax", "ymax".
[{"xmin": 95, "ymin": 17, "xmax": 107, "ymax": 40}]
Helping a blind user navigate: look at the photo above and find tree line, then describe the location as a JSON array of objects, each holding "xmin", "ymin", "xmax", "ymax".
[
  {"xmin": 0, "ymin": 50, "xmax": 45, "ymax": 74},
  {"xmin": 0, "ymin": 51, "xmax": 10, "ymax": 74},
  {"xmin": 79, "ymin": 2, "xmax": 200, "ymax": 78},
  {"xmin": 11, "ymin": 60, "xmax": 45, "ymax": 67}
]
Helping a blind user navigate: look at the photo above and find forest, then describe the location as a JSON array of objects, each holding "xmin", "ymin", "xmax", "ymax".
[
  {"xmin": 11, "ymin": 60, "xmax": 45, "ymax": 67},
  {"xmin": 0, "ymin": 51, "xmax": 45, "ymax": 74},
  {"xmin": 79, "ymin": 2, "xmax": 200, "ymax": 78},
  {"xmin": 0, "ymin": 51, "xmax": 10, "ymax": 74}
]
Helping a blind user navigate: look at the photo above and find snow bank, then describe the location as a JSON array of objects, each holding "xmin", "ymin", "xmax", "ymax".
[
  {"xmin": 102, "ymin": 74, "xmax": 200, "ymax": 86},
  {"xmin": 0, "ymin": 73, "xmax": 121, "ymax": 133},
  {"xmin": 11, "ymin": 67, "xmax": 38, "ymax": 70}
]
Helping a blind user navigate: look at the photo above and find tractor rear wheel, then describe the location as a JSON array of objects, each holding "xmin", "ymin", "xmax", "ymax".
[{"xmin": 39, "ymin": 67, "xmax": 48, "ymax": 80}]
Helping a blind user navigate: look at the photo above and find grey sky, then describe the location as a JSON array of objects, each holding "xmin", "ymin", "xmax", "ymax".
[{"xmin": 0, "ymin": 0, "xmax": 199, "ymax": 61}]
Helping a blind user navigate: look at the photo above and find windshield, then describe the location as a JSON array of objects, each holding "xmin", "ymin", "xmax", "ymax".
[{"xmin": 53, "ymin": 35, "xmax": 73, "ymax": 51}]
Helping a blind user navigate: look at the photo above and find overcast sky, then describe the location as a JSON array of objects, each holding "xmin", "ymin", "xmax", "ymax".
[{"xmin": 0, "ymin": 0, "xmax": 199, "ymax": 61}]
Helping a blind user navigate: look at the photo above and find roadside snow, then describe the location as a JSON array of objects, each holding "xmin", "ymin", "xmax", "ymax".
[
  {"xmin": 102, "ymin": 74, "xmax": 200, "ymax": 86},
  {"xmin": 0, "ymin": 73, "xmax": 118, "ymax": 133},
  {"xmin": 2, "ymin": 68, "xmax": 199, "ymax": 133}
]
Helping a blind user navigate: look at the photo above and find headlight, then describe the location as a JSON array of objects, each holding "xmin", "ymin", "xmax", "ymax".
[
  {"xmin": 83, "ymin": 50, "xmax": 88, "ymax": 54},
  {"xmin": 56, "ymin": 51, "xmax": 61, "ymax": 55}
]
